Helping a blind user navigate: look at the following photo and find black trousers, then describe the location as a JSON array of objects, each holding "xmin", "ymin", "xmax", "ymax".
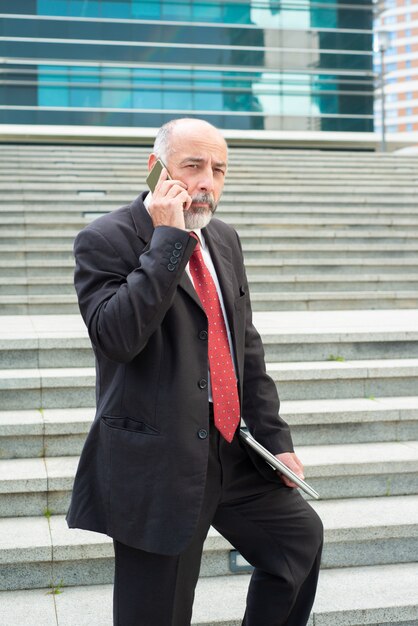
[{"xmin": 113, "ymin": 419, "xmax": 323, "ymax": 626}]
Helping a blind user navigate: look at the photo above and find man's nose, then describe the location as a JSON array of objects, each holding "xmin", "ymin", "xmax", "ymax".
[{"xmin": 198, "ymin": 169, "xmax": 214, "ymax": 192}]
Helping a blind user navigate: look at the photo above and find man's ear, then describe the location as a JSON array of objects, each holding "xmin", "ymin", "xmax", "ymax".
[{"xmin": 148, "ymin": 153, "xmax": 158, "ymax": 172}]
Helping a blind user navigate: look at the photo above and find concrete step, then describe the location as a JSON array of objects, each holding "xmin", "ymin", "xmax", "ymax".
[
  {"xmin": 191, "ymin": 563, "xmax": 418, "ymax": 626},
  {"xmin": 4, "ymin": 204, "xmax": 416, "ymax": 221},
  {"xmin": 3, "ymin": 257, "xmax": 418, "ymax": 279},
  {"xmin": 0, "ymin": 356, "xmax": 417, "ymax": 409},
  {"xmin": 0, "ymin": 245, "xmax": 74, "ymax": 262},
  {"xmin": 268, "ymin": 358, "xmax": 418, "ymax": 401},
  {"xmin": 237, "ymin": 228, "xmax": 418, "ymax": 244},
  {"xmin": 2, "ymin": 227, "xmax": 418, "ymax": 248},
  {"xmin": 0, "ymin": 407, "xmax": 94, "ymax": 459},
  {"xmin": 2, "ymin": 291, "xmax": 418, "ymax": 314},
  {"xmin": 2, "ymin": 274, "xmax": 418, "ymax": 297},
  {"xmin": 0, "ymin": 277, "xmax": 75, "ymax": 296},
  {"xmin": 0, "ymin": 496, "xmax": 418, "ymax": 590},
  {"xmin": 0, "ymin": 563, "xmax": 417, "ymax": 624},
  {"xmin": 1, "ymin": 396, "xmax": 417, "ymax": 461},
  {"xmin": 0, "ymin": 296, "xmax": 79, "ymax": 315},
  {"xmin": 246, "ymin": 274, "xmax": 418, "ymax": 293},
  {"xmin": 3, "ymin": 165, "xmax": 418, "ymax": 184},
  {"xmin": 245, "ymin": 258, "xmax": 418, "ymax": 275},
  {"xmin": 2, "ymin": 210, "xmax": 418, "ymax": 232},
  {"xmin": 1, "ymin": 311, "xmax": 417, "ymax": 369},
  {"xmin": 4, "ymin": 181, "xmax": 418, "ymax": 196},
  {"xmin": 1, "ymin": 242, "xmax": 418, "ymax": 263},
  {"xmin": 3, "ymin": 191, "xmax": 418, "ymax": 208},
  {"xmin": 1, "ymin": 441, "xmax": 417, "ymax": 518},
  {"xmin": 250, "ymin": 290, "xmax": 418, "ymax": 310},
  {"xmin": 242, "ymin": 242, "xmax": 418, "ymax": 259},
  {"xmin": 0, "ymin": 495, "xmax": 417, "ymax": 590}
]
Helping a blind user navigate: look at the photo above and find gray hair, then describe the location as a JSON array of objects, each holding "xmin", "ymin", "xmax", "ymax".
[{"xmin": 152, "ymin": 120, "xmax": 177, "ymax": 163}]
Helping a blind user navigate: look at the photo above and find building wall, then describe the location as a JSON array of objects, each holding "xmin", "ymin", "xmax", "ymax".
[
  {"xmin": 375, "ymin": 0, "xmax": 418, "ymax": 135},
  {"xmin": 0, "ymin": 0, "xmax": 374, "ymax": 131}
]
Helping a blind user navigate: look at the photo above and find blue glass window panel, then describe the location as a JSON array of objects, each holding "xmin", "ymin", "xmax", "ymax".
[
  {"xmin": 39, "ymin": 86, "xmax": 69, "ymax": 106},
  {"xmin": 37, "ymin": 0, "xmax": 68, "ymax": 15},
  {"xmin": 194, "ymin": 91, "xmax": 223, "ymax": 110},
  {"xmin": 132, "ymin": 0, "xmax": 161, "ymax": 19},
  {"xmin": 163, "ymin": 90, "xmax": 193, "ymax": 110},
  {"xmin": 70, "ymin": 66, "xmax": 101, "ymax": 83},
  {"xmin": 193, "ymin": 2, "xmax": 223, "ymax": 22},
  {"xmin": 71, "ymin": 88, "xmax": 101, "ymax": 107},
  {"xmin": 132, "ymin": 90, "xmax": 162, "ymax": 109},
  {"xmin": 223, "ymin": 3, "xmax": 251, "ymax": 25},
  {"xmin": 68, "ymin": 1, "xmax": 100, "ymax": 16},
  {"xmin": 407, "ymin": 123, "xmax": 413, "ymax": 131},
  {"xmin": 38, "ymin": 65, "xmax": 69, "ymax": 83},
  {"xmin": 102, "ymin": 89, "xmax": 131, "ymax": 108},
  {"xmin": 132, "ymin": 68, "xmax": 161, "ymax": 86},
  {"xmin": 101, "ymin": 1, "xmax": 131, "ymax": 18},
  {"xmin": 161, "ymin": 1, "xmax": 192, "ymax": 21}
]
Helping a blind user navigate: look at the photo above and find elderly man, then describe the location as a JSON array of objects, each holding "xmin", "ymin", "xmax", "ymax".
[{"xmin": 67, "ymin": 118, "xmax": 323, "ymax": 626}]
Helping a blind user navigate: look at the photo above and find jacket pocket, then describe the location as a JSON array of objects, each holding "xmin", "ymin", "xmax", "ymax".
[
  {"xmin": 101, "ymin": 414, "xmax": 160, "ymax": 436},
  {"xmin": 234, "ymin": 289, "xmax": 246, "ymax": 311}
]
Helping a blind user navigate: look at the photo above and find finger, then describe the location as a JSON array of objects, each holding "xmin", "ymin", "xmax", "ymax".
[
  {"xmin": 279, "ymin": 474, "xmax": 298, "ymax": 489},
  {"xmin": 293, "ymin": 456, "xmax": 305, "ymax": 477},
  {"xmin": 157, "ymin": 177, "xmax": 188, "ymax": 195},
  {"xmin": 164, "ymin": 183, "xmax": 190, "ymax": 199}
]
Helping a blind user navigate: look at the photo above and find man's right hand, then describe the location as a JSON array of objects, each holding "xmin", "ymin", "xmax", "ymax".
[{"xmin": 149, "ymin": 168, "xmax": 192, "ymax": 230}]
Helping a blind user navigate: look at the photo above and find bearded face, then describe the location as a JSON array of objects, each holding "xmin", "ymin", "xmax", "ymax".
[{"xmin": 183, "ymin": 192, "xmax": 217, "ymax": 230}]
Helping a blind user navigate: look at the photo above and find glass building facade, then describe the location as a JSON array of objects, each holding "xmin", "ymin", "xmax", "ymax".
[{"xmin": 0, "ymin": 0, "xmax": 374, "ymax": 132}]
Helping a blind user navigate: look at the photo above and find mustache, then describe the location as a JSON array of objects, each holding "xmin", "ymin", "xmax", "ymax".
[{"xmin": 190, "ymin": 193, "xmax": 216, "ymax": 213}]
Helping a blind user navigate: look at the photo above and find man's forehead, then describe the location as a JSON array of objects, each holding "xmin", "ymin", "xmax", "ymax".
[{"xmin": 171, "ymin": 124, "xmax": 226, "ymax": 150}]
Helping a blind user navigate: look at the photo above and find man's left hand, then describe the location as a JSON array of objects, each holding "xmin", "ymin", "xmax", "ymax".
[{"xmin": 275, "ymin": 452, "xmax": 304, "ymax": 488}]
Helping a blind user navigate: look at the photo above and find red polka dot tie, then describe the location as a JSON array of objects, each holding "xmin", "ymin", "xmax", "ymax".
[{"xmin": 189, "ymin": 233, "xmax": 240, "ymax": 443}]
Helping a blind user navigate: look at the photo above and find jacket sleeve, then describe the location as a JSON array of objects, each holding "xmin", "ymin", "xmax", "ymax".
[
  {"xmin": 235, "ymin": 232, "xmax": 294, "ymax": 455},
  {"xmin": 74, "ymin": 223, "xmax": 196, "ymax": 363}
]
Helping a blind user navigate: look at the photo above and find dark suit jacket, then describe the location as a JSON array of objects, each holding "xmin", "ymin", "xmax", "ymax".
[{"xmin": 66, "ymin": 192, "xmax": 293, "ymax": 555}]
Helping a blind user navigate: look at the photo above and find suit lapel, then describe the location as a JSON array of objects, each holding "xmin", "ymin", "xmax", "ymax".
[{"xmin": 130, "ymin": 192, "xmax": 154, "ymax": 246}]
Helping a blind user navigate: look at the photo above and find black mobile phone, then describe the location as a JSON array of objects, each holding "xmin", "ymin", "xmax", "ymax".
[{"xmin": 146, "ymin": 159, "xmax": 171, "ymax": 192}]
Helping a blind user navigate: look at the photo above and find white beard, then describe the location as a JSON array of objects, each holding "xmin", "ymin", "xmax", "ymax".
[
  {"xmin": 183, "ymin": 192, "xmax": 217, "ymax": 230},
  {"xmin": 183, "ymin": 209, "xmax": 213, "ymax": 230}
]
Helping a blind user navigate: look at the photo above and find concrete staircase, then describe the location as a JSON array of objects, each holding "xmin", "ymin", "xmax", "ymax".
[
  {"xmin": 0, "ymin": 145, "xmax": 417, "ymax": 625},
  {"xmin": 1, "ymin": 146, "xmax": 418, "ymax": 314}
]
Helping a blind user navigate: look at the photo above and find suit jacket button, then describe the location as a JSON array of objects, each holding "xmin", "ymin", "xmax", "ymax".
[
  {"xmin": 198, "ymin": 429, "xmax": 208, "ymax": 439},
  {"xmin": 198, "ymin": 378, "xmax": 207, "ymax": 389},
  {"xmin": 199, "ymin": 330, "xmax": 208, "ymax": 340},
  {"xmin": 167, "ymin": 264, "xmax": 176, "ymax": 271},
  {"xmin": 170, "ymin": 256, "xmax": 178, "ymax": 264},
  {"xmin": 172, "ymin": 249, "xmax": 181, "ymax": 257},
  {"xmin": 174, "ymin": 242, "xmax": 183, "ymax": 250}
]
